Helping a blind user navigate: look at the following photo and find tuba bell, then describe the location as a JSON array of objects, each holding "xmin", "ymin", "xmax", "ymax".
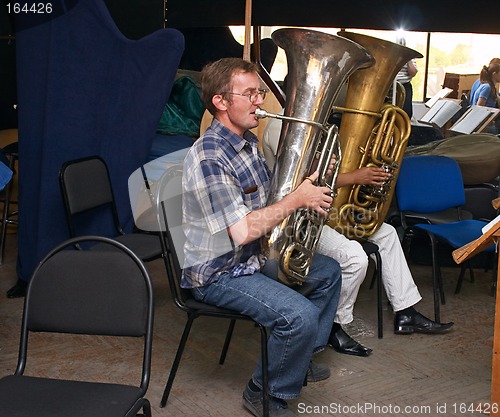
[
  {"xmin": 259, "ymin": 28, "xmax": 374, "ymax": 286},
  {"xmin": 328, "ymin": 31, "xmax": 423, "ymax": 239}
]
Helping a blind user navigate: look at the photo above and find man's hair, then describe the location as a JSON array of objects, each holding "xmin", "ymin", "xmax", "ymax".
[{"xmin": 201, "ymin": 57, "xmax": 259, "ymax": 115}]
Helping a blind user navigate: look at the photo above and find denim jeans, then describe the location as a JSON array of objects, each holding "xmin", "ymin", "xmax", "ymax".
[{"xmin": 191, "ymin": 253, "xmax": 341, "ymax": 399}]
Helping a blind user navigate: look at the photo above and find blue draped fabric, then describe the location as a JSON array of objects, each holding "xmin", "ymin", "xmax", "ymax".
[{"xmin": 15, "ymin": 0, "xmax": 184, "ymax": 282}]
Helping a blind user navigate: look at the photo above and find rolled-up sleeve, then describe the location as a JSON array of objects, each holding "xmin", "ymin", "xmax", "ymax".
[{"xmin": 197, "ymin": 158, "xmax": 250, "ymax": 235}]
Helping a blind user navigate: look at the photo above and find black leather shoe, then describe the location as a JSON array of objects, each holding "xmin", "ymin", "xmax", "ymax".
[
  {"xmin": 328, "ymin": 326, "xmax": 373, "ymax": 357},
  {"xmin": 394, "ymin": 311, "xmax": 454, "ymax": 334},
  {"xmin": 6, "ymin": 280, "xmax": 27, "ymax": 298}
]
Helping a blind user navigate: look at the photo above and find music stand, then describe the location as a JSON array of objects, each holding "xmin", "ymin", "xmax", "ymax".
[
  {"xmin": 449, "ymin": 105, "xmax": 500, "ymax": 135},
  {"xmin": 418, "ymin": 98, "xmax": 462, "ymax": 133},
  {"xmin": 453, "ymin": 198, "xmax": 500, "ymax": 415}
]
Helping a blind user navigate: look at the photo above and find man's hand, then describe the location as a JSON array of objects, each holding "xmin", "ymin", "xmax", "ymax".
[
  {"xmin": 294, "ymin": 171, "xmax": 333, "ymax": 216},
  {"xmin": 336, "ymin": 166, "xmax": 392, "ymax": 189},
  {"xmin": 352, "ymin": 166, "xmax": 391, "ymax": 186},
  {"xmin": 326, "ymin": 155, "xmax": 338, "ymax": 178}
]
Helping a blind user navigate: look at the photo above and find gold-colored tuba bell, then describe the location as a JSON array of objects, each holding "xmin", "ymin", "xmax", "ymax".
[
  {"xmin": 259, "ymin": 28, "xmax": 374, "ymax": 286},
  {"xmin": 328, "ymin": 31, "xmax": 423, "ymax": 240}
]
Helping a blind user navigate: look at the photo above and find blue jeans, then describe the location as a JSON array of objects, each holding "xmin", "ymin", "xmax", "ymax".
[{"xmin": 191, "ymin": 253, "xmax": 341, "ymax": 399}]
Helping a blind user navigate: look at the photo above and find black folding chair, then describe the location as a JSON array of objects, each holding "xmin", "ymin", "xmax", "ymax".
[
  {"xmin": 155, "ymin": 166, "xmax": 269, "ymax": 416},
  {"xmin": 0, "ymin": 236, "xmax": 154, "ymax": 417},
  {"xmin": 59, "ymin": 156, "xmax": 162, "ymax": 261}
]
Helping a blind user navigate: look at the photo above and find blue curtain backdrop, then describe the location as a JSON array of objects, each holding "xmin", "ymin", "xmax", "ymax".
[{"xmin": 15, "ymin": 0, "xmax": 184, "ymax": 282}]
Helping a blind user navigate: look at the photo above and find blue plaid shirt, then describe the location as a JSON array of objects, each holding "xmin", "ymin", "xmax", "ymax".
[{"xmin": 181, "ymin": 119, "xmax": 272, "ymax": 288}]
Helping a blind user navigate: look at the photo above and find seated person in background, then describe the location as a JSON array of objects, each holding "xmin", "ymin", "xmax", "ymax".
[
  {"xmin": 183, "ymin": 57, "xmax": 342, "ymax": 417},
  {"xmin": 262, "ymin": 112, "xmax": 454, "ymax": 357},
  {"xmin": 470, "ymin": 59, "xmax": 500, "ymax": 134},
  {"xmin": 470, "ymin": 60, "xmax": 500, "ymax": 108},
  {"xmin": 469, "ymin": 58, "xmax": 500, "ymax": 103}
]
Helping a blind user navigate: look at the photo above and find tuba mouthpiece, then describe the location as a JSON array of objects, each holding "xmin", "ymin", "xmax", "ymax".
[{"xmin": 255, "ymin": 107, "xmax": 270, "ymax": 119}]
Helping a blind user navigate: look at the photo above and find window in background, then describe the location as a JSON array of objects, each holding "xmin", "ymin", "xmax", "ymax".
[{"xmin": 230, "ymin": 26, "xmax": 500, "ymax": 104}]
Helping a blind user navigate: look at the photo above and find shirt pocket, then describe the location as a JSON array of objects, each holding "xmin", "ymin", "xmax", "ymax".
[{"xmin": 243, "ymin": 185, "xmax": 261, "ymax": 210}]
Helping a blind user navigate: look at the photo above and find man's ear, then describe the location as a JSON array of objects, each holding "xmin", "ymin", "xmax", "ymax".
[{"xmin": 213, "ymin": 94, "xmax": 227, "ymax": 111}]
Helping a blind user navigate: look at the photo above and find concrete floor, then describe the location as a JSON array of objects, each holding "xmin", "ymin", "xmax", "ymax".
[{"xmin": 0, "ymin": 231, "xmax": 496, "ymax": 417}]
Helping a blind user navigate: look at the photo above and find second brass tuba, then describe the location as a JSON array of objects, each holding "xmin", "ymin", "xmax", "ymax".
[
  {"xmin": 328, "ymin": 31, "xmax": 423, "ymax": 239},
  {"xmin": 260, "ymin": 28, "xmax": 374, "ymax": 286}
]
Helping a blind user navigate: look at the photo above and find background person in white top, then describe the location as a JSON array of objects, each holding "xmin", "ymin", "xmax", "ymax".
[
  {"xmin": 395, "ymin": 37, "xmax": 418, "ymax": 120},
  {"xmin": 262, "ymin": 112, "xmax": 454, "ymax": 357}
]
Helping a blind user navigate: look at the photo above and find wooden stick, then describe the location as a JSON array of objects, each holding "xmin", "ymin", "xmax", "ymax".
[
  {"xmin": 243, "ymin": 0, "xmax": 252, "ymax": 61},
  {"xmin": 491, "ymin": 252, "xmax": 500, "ymax": 416},
  {"xmin": 452, "ymin": 220, "xmax": 500, "ymax": 264}
]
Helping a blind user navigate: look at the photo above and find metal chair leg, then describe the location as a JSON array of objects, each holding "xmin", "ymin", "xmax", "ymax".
[
  {"xmin": 220, "ymin": 320, "xmax": 269, "ymax": 417},
  {"xmin": 428, "ymin": 234, "xmax": 442, "ymax": 323},
  {"xmin": 258, "ymin": 324, "xmax": 269, "ymax": 417},
  {"xmin": 219, "ymin": 319, "xmax": 236, "ymax": 364},
  {"xmin": 373, "ymin": 250, "xmax": 383, "ymax": 339},
  {"xmin": 362, "ymin": 242, "xmax": 384, "ymax": 338},
  {"xmin": 160, "ymin": 315, "xmax": 195, "ymax": 408},
  {"xmin": 455, "ymin": 263, "xmax": 468, "ymax": 294}
]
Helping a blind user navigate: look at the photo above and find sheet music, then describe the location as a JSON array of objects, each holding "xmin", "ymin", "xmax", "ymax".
[
  {"xmin": 450, "ymin": 106, "xmax": 493, "ymax": 134},
  {"xmin": 425, "ymin": 87, "xmax": 454, "ymax": 108},
  {"xmin": 482, "ymin": 213, "xmax": 500, "ymax": 235},
  {"xmin": 419, "ymin": 99, "xmax": 462, "ymax": 128}
]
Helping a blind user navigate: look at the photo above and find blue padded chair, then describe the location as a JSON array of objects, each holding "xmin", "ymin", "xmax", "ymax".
[{"xmin": 396, "ymin": 155, "xmax": 494, "ymax": 322}]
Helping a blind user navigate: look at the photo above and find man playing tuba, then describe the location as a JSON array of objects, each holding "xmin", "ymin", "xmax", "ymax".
[{"xmin": 182, "ymin": 57, "xmax": 342, "ymax": 417}]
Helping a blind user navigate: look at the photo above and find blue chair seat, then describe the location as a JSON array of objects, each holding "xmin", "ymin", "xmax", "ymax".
[{"xmin": 415, "ymin": 220, "xmax": 494, "ymax": 252}]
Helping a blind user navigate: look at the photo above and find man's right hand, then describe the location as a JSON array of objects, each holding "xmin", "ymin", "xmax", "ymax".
[
  {"xmin": 352, "ymin": 166, "xmax": 391, "ymax": 186},
  {"xmin": 294, "ymin": 171, "xmax": 333, "ymax": 216}
]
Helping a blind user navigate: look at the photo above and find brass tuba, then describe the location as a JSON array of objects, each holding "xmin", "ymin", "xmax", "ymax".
[
  {"xmin": 328, "ymin": 31, "xmax": 423, "ymax": 239},
  {"xmin": 258, "ymin": 28, "xmax": 374, "ymax": 286}
]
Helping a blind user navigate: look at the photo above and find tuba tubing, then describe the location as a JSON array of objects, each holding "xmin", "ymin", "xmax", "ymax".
[
  {"xmin": 261, "ymin": 28, "xmax": 374, "ymax": 286},
  {"xmin": 328, "ymin": 31, "xmax": 423, "ymax": 240}
]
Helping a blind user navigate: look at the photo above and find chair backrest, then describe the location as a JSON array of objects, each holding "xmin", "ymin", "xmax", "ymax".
[
  {"xmin": 59, "ymin": 156, "xmax": 123, "ymax": 237},
  {"xmin": 18, "ymin": 236, "xmax": 154, "ymax": 391},
  {"xmin": 396, "ymin": 155, "xmax": 466, "ymax": 213},
  {"xmin": 155, "ymin": 165, "xmax": 191, "ymax": 309},
  {"xmin": 464, "ymin": 183, "xmax": 499, "ymax": 221}
]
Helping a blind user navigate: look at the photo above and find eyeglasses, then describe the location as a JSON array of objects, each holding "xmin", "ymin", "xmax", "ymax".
[{"xmin": 222, "ymin": 88, "xmax": 268, "ymax": 103}]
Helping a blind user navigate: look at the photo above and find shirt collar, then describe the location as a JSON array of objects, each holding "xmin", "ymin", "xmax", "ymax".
[{"xmin": 210, "ymin": 118, "xmax": 259, "ymax": 153}]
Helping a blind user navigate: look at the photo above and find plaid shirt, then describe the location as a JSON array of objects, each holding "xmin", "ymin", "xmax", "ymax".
[{"xmin": 181, "ymin": 119, "xmax": 272, "ymax": 288}]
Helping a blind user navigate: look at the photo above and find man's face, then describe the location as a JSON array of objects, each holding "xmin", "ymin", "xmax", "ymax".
[{"xmin": 218, "ymin": 71, "xmax": 265, "ymax": 136}]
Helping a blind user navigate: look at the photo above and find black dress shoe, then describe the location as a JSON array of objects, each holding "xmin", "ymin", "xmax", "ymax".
[
  {"xmin": 6, "ymin": 280, "xmax": 27, "ymax": 298},
  {"xmin": 328, "ymin": 326, "xmax": 373, "ymax": 357},
  {"xmin": 394, "ymin": 310, "xmax": 454, "ymax": 334}
]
